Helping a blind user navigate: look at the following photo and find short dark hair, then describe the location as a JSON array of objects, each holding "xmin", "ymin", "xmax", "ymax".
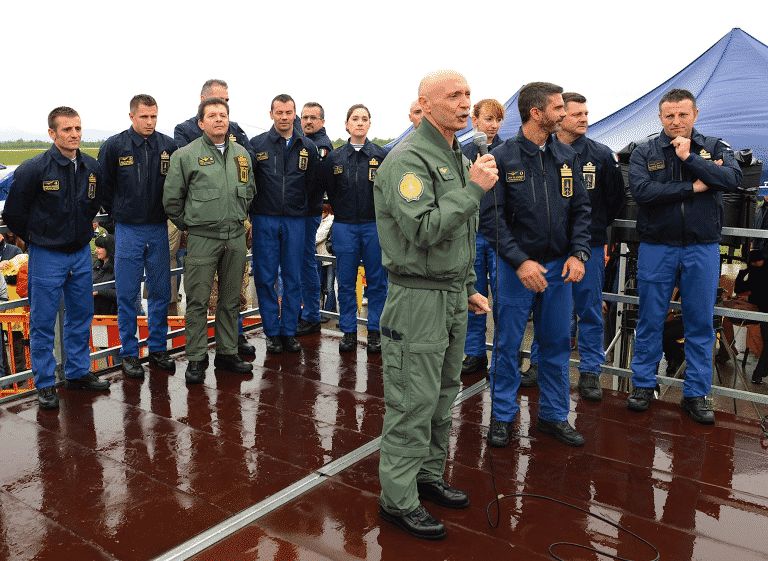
[
  {"xmin": 197, "ymin": 97, "xmax": 229, "ymax": 121},
  {"xmin": 302, "ymin": 102, "xmax": 324, "ymax": 119},
  {"xmin": 48, "ymin": 106, "xmax": 79, "ymax": 131},
  {"xmin": 659, "ymin": 88, "xmax": 697, "ymax": 111},
  {"xmin": 346, "ymin": 103, "xmax": 370, "ymax": 122},
  {"xmin": 562, "ymin": 92, "xmax": 587, "ymax": 108},
  {"xmin": 472, "ymin": 99, "xmax": 504, "ymax": 120},
  {"xmin": 518, "ymin": 82, "xmax": 563, "ymax": 123},
  {"xmin": 130, "ymin": 94, "xmax": 157, "ymax": 113},
  {"xmin": 271, "ymin": 94, "xmax": 295, "ymax": 112},
  {"xmin": 201, "ymin": 79, "xmax": 228, "ymax": 97}
]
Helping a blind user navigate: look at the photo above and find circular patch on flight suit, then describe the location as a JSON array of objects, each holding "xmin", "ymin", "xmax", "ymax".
[{"xmin": 398, "ymin": 173, "xmax": 424, "ymax": 202}]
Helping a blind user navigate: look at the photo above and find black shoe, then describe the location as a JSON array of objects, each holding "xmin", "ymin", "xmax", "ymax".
[
  {"xmin": 122, "ymin": 356, "xmax": 145, "ymax": 379},
  {"xmin": 295, "ymin": 319, "xmax": 321, "ymax": 337},
  {"xmin": 213, "ymin": 353, "xmax": 253, "ymax": 373},
  {"xmin": 266, "ymin": 336, "xmax": 283, "ymax": 354},
  {"xmin": 65, "ymin": 372, "xmax": 110, "ymax": 391},
  {"xmin": 417, "ymin": 479, "xmax": 470, "ymax": 509},
  {"xmin": 752, "ymin": 372, "xmax": 764, "ymax": 385},
  {"xmin": 680, "ymin": 396, "xmax": 715, "ymax": 425},
  {"xmin": 520, "ymin": 362, "xmax": 538, "ymax": 388},
  {"xmin": 185, "ymin": 361, "xmax": 206, "ymax": 384},
  {"xmin": 578, "ymin": 372, "xmax": 602, "ymax": 402},
  {"xmin": 627, "ymin": 386, "xmax": 655, "ymax": 412},
  {"xmin": 237, "ymin": 334, "xmax": 256, "ymax": 355},
  {"xmin": 339, "ymin": 332, "xmax": 357, "ymax": 353},
  {"xmin": 37, "ymin": 386, "xmax": 59, "ymax": 410},
  {"xmin": 536, "ymin": 418, "xmax": 585, "ymax": 447},
  {"xmin": 148, "ymin": 350, "xmax": 175, "ymax": 371},
  {"xmin": 280, "ymin": 336, "xmax": 302, "ymax": 353},
  {"xmin": 461, "ymin": 355, "xmax": 488, "ymax": 375},
  {"xmin": 367, "ymin": 330, "xmax": 381, "ymax": 354},
  {"xmin": 378, "ymin": 505, "xmax": 446, "ymax": 541},
  {"xmin": 487, "ymin": 419, "xmax": 511, "ymax": 448}
]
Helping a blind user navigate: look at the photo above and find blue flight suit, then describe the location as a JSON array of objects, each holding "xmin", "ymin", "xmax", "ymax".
[
  {"xmin": 250, "ymin": 128, "xmax": 318, "ymax": 337},
  {"xmin": 530, "ymin": 135, "xmax": 625, "ymax": 373},
  {"xmin": 99, "ymin": 127, "xmax": 177, "ymax": 358},
  {"xmin": 325, "ymin": 139, "xmax": 388, "ymax": 334},
  {"xmin": 629, "ymin": 128, "xmax": 741, "ymax": 398},
  {"xmin": 301, "ymin": 127, "xmax": 333, "ymax": 324},
  {"xmin": 462, "ymin": 135, "xmax": 503, "ymax": 358},
  {"xmin": 480, "ymin": 128, "xmax": 591, "ymax": 423},
  {"xmin": 2, "ymin": 145, "xmax": 103, "ymax": 389}
]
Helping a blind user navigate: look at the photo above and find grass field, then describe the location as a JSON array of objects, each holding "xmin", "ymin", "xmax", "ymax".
[{"xmin": 0, "ymin": 148, "xmax": 100, "ymax": 166}]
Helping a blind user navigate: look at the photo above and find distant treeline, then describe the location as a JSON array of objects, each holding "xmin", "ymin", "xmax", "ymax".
[
  {"xmin": 1, "ymin": 139, "xmax": 102, "ymax": 150},
  {"xmin": 332, "ymin": 137, "xmax": 393, "ymax": 149}
]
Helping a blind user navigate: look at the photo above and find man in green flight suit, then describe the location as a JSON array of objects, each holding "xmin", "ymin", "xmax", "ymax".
[
  {"xmin": 373, "ymin": 70, "xmax": 498, "ymax": 540},
  {"xmin": 163, "ymin": 97, "xmax": 256, "ymax": 383}
]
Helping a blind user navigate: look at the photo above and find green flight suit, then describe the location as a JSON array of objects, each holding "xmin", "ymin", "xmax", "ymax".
[
  {"xmin": 163, "ymin": 134, "xmax": 256, "ymax": 360},
  {"xmin": 373, "ymin": 118, "xmax": 485, "ymax": 515}
]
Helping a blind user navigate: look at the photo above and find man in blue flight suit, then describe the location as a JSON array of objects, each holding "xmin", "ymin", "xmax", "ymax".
[
  {"xmin": 295, "ymin": 102, "xmax": 333, "ymax": 337},
  {"xmin": 99, "ymin": 94, "xmax": 178, "ymax": 379},
  {"xmin": 627, "ymin": 88, "xmax": 742, "ymax": 424},
  {"xmin": 250, "ymin": 94, "xmax": 318, "ymax": 354},
  {"xmin": 3, "ymin": 107, "xmax": 110, "ymax": 410},
  {"xmin": 461, "ymin": 98, "xmax": 505, "ymax": 375},
  {"xmin": 174, "ymin": 78, "xmax": 254, "ymax": 355},
  {"xmin": 482, "ymin": 82, "xmax": 592, "ymax": 448},
  {"xmin": 554, "ymin": 92, "xmax": 625, "ymax": 401}
]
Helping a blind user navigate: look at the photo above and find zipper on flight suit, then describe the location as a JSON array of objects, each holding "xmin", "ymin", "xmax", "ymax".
[
  {"xmin": 539, "ymin": 151, "xmax": 553, "ymax": 263},
  {"xmin": 676, "ymin": 152, "xmax": 686, "ymax": 247}
]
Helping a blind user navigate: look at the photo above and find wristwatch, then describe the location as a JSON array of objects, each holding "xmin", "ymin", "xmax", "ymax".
[{"xmin": 572, "ymin": 251, "xmax": 589, "ymax": 263}]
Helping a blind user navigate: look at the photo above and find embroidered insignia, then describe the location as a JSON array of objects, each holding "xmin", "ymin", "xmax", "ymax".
[
  {"xmin": 583, "ymin": 162, "xmax": 596, "ymax": 190},
  {"xmin": 398, "ymin": 173, "xmax": 424, "ymax": 202},
  {"xmin": 507, "ymin": 170, "xmax": 525, "ymax": 182},
  {"xmin": 229, "ymin": 133, "xmax": 237, "ymax": 143},
  {"xmin": 88, "ymin": 173, "xmax": 97, "ymax": 199},
  {"xmin": 333, "ymin": 165, "xmax": 343, "ymax": 175},
  {"xmin": 648, "ymin": 160, "xmax": 665, "ymax": 172},
  {"xmin": 699, "ymin": 149, "xmax": 711, "ymax": 160},
  {"xmin": 256, "ymin": 152, "xmax": 269, "ymax": 162},
  {"xmin": 437, "ymin": 166, "xmax": 455, "ymax": 180},
  {"xmin": 299, "ymin": 148, "xmax": 309, "ymax": 171},
  {"xmin": 43, "ymin": 180, "xmax": 59, "ymax": 191},
  {"xmin": 561, "ymin": 164, "xmax": 573, "ymax": 198},
  {"xmin": 199, "ymin": 157, "xmax": 214, "ymax": 166},
  {"xmin": 318, "ymin": 147, "xmax": 328, "ymax": 160},
  {"xmin": 236, "ymin": 154, "xmax": 249, "ymax": 183},
  {"xmin": 118, "ymin": 156, "xmax": 134, "ymax": 166},
  {"xmin": 160, "ymin": 151, "xmax": 170, "ymax": 175}
]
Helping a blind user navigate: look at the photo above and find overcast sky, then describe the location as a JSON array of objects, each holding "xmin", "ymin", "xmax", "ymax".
[{"xmin": 2, "ymin": 0, "xmax": 766, "ymax": 142}]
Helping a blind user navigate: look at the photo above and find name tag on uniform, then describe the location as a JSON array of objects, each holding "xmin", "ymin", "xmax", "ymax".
[
  {"xmin": 507, "ymin": 170, "xmax": 525, "ymax": 182},
  {"xmin": 648, "ymin": 160, "xmax": 665, "ymax": 171},
  {"xmin": 43, "ymin": 180, "xmax": 59, "ymax": 191},
  {"xmin": 437, "ymin": 166, "xmax": 454, "ymax": 180},
  {"xmin": 198, "ymin": 157, "xmax": 214, "ymax": 166},
  {"xmin": 119, "ymin": 156, "xmax": 134, "ymax": 166},
  {"xmin": 256, "ymin": 152, "xmax": 269, "ymax": 162}
]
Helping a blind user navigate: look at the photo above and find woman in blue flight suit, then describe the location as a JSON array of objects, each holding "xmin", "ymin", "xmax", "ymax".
[{"xmin": 325, "ymin": 104, "xmax": 388, "ymax": 354}]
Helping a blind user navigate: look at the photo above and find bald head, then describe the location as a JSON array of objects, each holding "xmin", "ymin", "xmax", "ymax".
[
  {"xmin": 418, "ymin": 70, "xmax": 467, "ymax": 98},
  {"xmin": 417, "ymin": 70, "xmax": 471, "ymax": 141},
  {"xmin": 408, "ymin": 100, "xmax": 423, "ymax": 129}
]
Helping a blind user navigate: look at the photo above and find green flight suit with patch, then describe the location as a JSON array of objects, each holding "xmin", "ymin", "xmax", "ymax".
[
  {"xmin": 373, "ymin": 118, "xmax": 485, "ymax": 515},
  {"xmin": 163, "ymin": 134, "xmax": 256, "ymax": 360}
]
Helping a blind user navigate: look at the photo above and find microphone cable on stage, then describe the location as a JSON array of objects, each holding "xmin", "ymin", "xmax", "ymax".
[{"xmin": 476, "ymin": 135, "xmax": 660, "ymax": 561}]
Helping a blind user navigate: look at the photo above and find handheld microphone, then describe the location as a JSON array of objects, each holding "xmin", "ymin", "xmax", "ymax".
[{"xmin": 473, "ymin": 130, "xmax": 489, "ymax": 156}]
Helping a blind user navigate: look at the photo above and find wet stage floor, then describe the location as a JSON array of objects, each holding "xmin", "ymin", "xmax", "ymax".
[{"xmin": 1, "ymin": 330, "xmax": 767, "ymax": 560}]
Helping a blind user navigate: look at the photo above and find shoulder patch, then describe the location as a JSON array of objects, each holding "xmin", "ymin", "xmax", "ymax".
[
  {"xmin": 198, "ymin": 157, "xmax": 214, "ymax": 166},
  {"xmin": 437, "ymin": 166, "xmax": 454, "ymax": 180},
  {"xmin": 398, "ymin": 173, "xmax": 424, "ymax": 202},
  {"xmin": 118, "ymin": 156, "xmax": 134, "ymax": 166}
]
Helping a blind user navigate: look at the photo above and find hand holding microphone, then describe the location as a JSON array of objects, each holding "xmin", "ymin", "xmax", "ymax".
[{"xmin": 469, "ymin": 130, "xmax": 498, "ymax": 192}]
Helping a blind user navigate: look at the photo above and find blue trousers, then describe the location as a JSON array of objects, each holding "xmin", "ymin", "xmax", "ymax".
[
  {"xmin": 332, "ymin": 222, "xmax": 387, "ymax": 333},
  {"xmin": 631, "ymin": 243, "xmax": 719, "ymax": 398},
  {"xmin": 28, "ymin": 243, "xmax": 93, "ymax": 388},
  {"xmin": 253, "ymin": 215, "xmax": 304, "ymax": 337},
  {"xmin": 464, "ymin": 232, "xmax": 497, "ymax": 357},
  {"xmin": 114, "ymin": 222, "xmax": 171, "ymax": 357},
  {"xmin": 301, "ymin": 215, "xmax": 322, "ymax": 322},
  {"xmin": 492, "ymin": 256, "xmax": 572, "ymax": 423}
]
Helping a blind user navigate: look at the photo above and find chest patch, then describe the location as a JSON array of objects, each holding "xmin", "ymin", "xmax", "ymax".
[
  {"xmin": 399, "ymin": 173, "xmax": 424, "ymax": 202},
  {"xmin": 648, "ymin": 160, "xmax": 665, "ymax": 172},
  {"xmin": 299, "ymin": 148, "xmax": 309, "ymax": 171},
  {"xmin": 256, "ymin": 152, "xmax": 269, "ymax": 162},
  {"xmin": 118, "ymin": 156, "xmax": 134, "ymax": 166},
  {"xmin": 160, "ymin": 151, "xmax": 170, "ymax": 176},
  {"xmin": 699, "ymin": 149, "xmax": 712, "ymax": 160},
  {"xmin": 88, "ymin": 173, "xmax": 97, "ymax": 199},
  {"xmin": 333, "ymin": 165, "xmax": 343, "ymax": 174},
  {"xmin": 198, "ymin": 157, "xmax": 214, "ymax": 166},
  {"xmin": 507, "ymin": 170, "xmax": 525, "ymax": 182},
  {"xmin": 560, "ymin": 164, "xmax": 573, "ymax": 198},
  {"xmin": 43, "ymin": 180, "xmax": 59, "ymax": 191},
  {"xmin": 583, "ymin": 162, "xmax": 596, "ymax": 190}
]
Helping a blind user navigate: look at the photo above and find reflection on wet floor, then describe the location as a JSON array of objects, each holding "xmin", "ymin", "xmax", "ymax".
[{"xmin": 1, "ymin": 329, "xmax": 767, "ymax": 561}]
